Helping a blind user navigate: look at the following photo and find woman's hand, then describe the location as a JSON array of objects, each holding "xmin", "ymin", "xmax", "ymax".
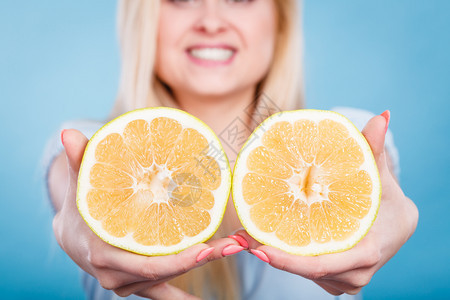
[
  {"xmin": 233, "ymin": 112, "xmax": 419, "ymax": 295},
  {"xmin": 52, "ymin": 129, "xmax": 242, "ymax": 299}
]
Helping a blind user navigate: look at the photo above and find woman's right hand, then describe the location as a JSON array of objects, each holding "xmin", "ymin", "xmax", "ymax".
[{"xmin": 52, "ymin": 129, "xmax": 242, "ymax": 299}]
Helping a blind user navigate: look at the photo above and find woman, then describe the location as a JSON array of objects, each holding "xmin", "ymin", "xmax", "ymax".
[{"xmin": 46, "ymin": 0, "xmax": 418, "ymax": 299}]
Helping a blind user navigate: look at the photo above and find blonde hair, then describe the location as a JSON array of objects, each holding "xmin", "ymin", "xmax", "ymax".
[{"xmin": 111, "ymin": 0, "xmax": 303, "ymax": 298}]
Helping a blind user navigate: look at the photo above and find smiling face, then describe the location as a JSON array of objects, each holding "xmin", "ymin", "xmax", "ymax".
[{"xmin": 155, "ymin": 0, "xmax": 278, "ymax": 99}]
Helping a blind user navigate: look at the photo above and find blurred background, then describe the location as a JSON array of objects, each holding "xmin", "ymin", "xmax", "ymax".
[{"xmin": 1, "ymin": 0, "xmax": 449, "ymax": 299}]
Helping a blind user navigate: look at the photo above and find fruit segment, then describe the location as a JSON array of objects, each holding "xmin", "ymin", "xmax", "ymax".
[
  {"xmin": 158, "ymin": 203, "xmax": 184, "ymax": 246},
  {"xmin": 192, "ymin": 189, "xmax": 215, "ymax": 210},
  {"xmin": 172, "ymin": 154, "xmax": 222, "ymax": 191},
  {"xmin": 319, "ymin": 137, "xmax": 364, "ymax": 180},
  {"xmin": 166, "ymin": 128, "xmax": 209, "ymax": 170},
  {"xmin": 328, "ymin": 192, "xmax": 371, "ymax": 218},
  {"xmin": 123, "ymin": 119, "xmax": 153, "ymax": 168},
  {"xmin": 242, "ymin": 173, "xmax": 290, "ymax": 205},
  {"xmin": 173, "ymin": 204, "xmax": 211, "ymax": 237},
  {"xmin": 87, "ymin": 189, "xmax": 134, "ymax": 220},
  {"xmin": 262, "ymin": 121, "xmax": 304, "ymax": 169},
  {"xmin": 170, "ymin": 184, "xmax": 202, "ymax": 207},
  {"xmin": 250, "ymin": 193, "xmax": 294, "ymax": 232},
  {"xmin": 293, "ymin": 119, "xmax": 318, "ymax": 164},
  {"xmin": 315, "ymin": 119, "xmax": 349, "ymax": 165},
  {"xmin": 90, "ymin": 163, "xmax": 134, "ymax": 189},
  {"xmin": 133, "ymin": 203, "xmax": 160, "ymax": 245},
  {"xmin": 328, "ymin": 170, "xmax": 373, "ymax": 194},
  {"xmin": 150, "ymin": 117, "xmax": 182, "ymax": 165},
  {"xmin": 322, "ymin": 201, "xmax": 359, "ymax": 241},
  {"xmin": 247, "ymin": 146, "xmax": 293, "ymax": 179},
  {"xmin": 309, "ymin": 202, "xmax": 332, "ymax": 243},
  {"xmin": 101, "ymin": 200, "xmax": 137, "ymax": 238},
  {"xmin": 275, "ymin": 201, "xmax": 310, "ymax": 246}
]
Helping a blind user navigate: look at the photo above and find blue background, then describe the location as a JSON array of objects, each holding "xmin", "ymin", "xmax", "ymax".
[{"xmin": 1, "ymin": 0, "xmax": 449, "ymax": 299}]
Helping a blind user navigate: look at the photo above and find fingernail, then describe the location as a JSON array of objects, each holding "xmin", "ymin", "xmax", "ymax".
[
  {"xmin": 230, "ymin": 227, "xmax": 245, "ymax": 235},
  {"xmin": 228, "ymin": 235, "xmax": 249, "ymax": 249},
  {"xmin": 250, "ymin": 249, "xmax": 270, "ymax": 263},
  {"xmin": 61, "ymin": 129, "xmax": 67, "ymax": 147},
  {"xmin": 380, "ymin": 110, "xmax": 390, "ymax": 134},
  {"xmin": 222, "ymin": 245, "xmax": 244, "ymax": 257},
  {"xmin": 196, "ymin": 247, "xmax": 214, "ymax": 263}
]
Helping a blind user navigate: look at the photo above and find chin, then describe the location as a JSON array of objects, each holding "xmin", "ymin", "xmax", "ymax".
[
  {"xmin": 183, "ymin": 81, "xmax": 243, "ymax": 97},
  {"xmin": 192, "ymin": 86, "xmax": 244, "ymax": 98}
]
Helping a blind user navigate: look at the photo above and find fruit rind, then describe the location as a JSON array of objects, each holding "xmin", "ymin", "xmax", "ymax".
[
  {"xmin": 77, "ymin": 107, "xmax": 231, "ymax": 256},
  {"xmin": 232, "ymin": 109, "xmax": 381, "ymax": 256}
]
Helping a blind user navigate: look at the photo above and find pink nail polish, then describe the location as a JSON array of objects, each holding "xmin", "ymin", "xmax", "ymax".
[
  {"xmin": 222, "ymin": 245, "xmax": 244, "ymax": 256},
  {"xmin": 228, "ymin": 235, "xmax": 249, "ymax": 249},
  {"xmin": 196, "ymin": 247, "xmax": 214, "ymax": 263},
  {"xmin": 250, "ymin": 249, "xmax": 270, "ymax": 263},
  {"xmin": 61, "ymin": 129, "xmax": 67, "ymax": 147},
  {"xmin": 380, "ymin": 110, "xmax": 390, "ymax": 134}
]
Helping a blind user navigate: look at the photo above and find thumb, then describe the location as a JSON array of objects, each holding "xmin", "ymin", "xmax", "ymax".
[
  {"xmin": 361, "ymin": 110, "xmax": 390, "ymax": 167},
  {"xmin": 61, "ymin": 129, "xmax": 89, "ymax": 176}
]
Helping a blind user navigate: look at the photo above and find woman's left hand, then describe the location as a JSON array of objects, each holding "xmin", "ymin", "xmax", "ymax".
[{"xmin": 233, "ymin": 112, "xmax": 419, "ymax": 295}]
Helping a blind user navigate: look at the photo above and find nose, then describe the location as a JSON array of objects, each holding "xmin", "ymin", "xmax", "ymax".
[{"xmin": 193, "ymin": 1, "xmax": 227, "ymax": 34}]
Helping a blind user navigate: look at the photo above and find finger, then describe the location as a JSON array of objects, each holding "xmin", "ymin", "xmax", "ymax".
[
  {"xmin": 205, "ymin": 237, "xmax": 243, "ymax": 259},
  {"xmin": 114, "ymin": 280, "xmax": 198, "ymax": 299},
  {"xmin": 316, "ymin": 279, "xmax": 363, "ymax": 295},
  {"xmin": 323, "ymin": 266, "xmax": 375, "ymax": 289},
  {"xmin": 136, "ymin": 282, "xmax": 200, "ymax": 300},
  {"xmin": 227, "ymin": 234, "xmax": 249, "ymax": 249},
  {"xmin": 312, "ymin": 280, "xmax": 343, "ymax": 296},
  {"xmin": 232, "ymin": 229, "xmax": 373, "ymax": 276},
  {"xmin": 99, "ymin": 243, "xmax": 208, "ymax": 278},
  {"xmin": 253, "ymin": 234, "xmax": 380, "ymax": 279},
  {"xmin": 95, "ymin": 268, "xmax": 151, "ymax": 291},
  {"xmin": 361, "ymin": 112, "xmax": 389, "ymax": 170},
  {"xmin": 101, "ymin": 238, "xmax": 241, "ymax": 280},
  {"xmin": 233, "ymin": 230, "xmax": 262, "ymax": 249},
  {"xmin": 112, "ymin": 275, "xmax": 177, "ymax": 298},
  {"xmin": 61, "ymin": 129, "xmax": 89, "ymax": 176}
]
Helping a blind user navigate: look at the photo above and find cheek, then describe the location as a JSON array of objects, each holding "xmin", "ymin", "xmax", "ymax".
[
  {"xmin": 236, "ymin": 1, "xmax": 278, "ymax": 74},
  {"xmin": 155, "ymin": 33, "xmax": 180, "ymax": 86},
  {"xmin": 154, "ymin": 10, "xmax": 185, "ymax": 79},
  {"xmin": 243, "ymin": 18, "xmax": 277, "ymax": 78},
  {"xmin": 257, "ymin": 30, "xmax": 276, "ymax": 65}
]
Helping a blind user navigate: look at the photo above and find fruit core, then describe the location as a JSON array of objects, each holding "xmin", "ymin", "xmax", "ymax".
[
  {"xmin": 135, "ymin": 164, "xmax": 172, "ymax": 204},
  {"xmin": 288, "ymin": 165, "xmax": 327, "ymax": 205}
]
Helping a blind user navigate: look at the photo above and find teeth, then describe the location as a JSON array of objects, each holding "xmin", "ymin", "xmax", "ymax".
[{"xmin": 190, "ymin": 48, "xmax": 234, "ymax": 61}]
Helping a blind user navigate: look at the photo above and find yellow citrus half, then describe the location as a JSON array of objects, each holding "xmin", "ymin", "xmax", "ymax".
[
  {"xmin": 77, "ymin": 108, "xmax": 231, "ymax": 256},
  {"xmin": 232, "ymin": 110, "xmax": 381, "ymax": 255}
]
